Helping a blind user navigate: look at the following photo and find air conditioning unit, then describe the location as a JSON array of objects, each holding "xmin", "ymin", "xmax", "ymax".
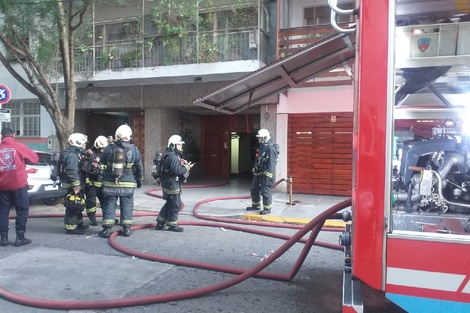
[{"xmin": 249, "ymin": 31, "xmax": 258, "ymax": 50}]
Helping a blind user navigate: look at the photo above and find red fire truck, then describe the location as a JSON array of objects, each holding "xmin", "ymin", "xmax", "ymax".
[
  {"xmin": 342, "ymin": 0, "xmax": 470, "ymax": 312},
  {"xmin": 193, "ymin": 1, "xmax": 470, "ymax": 312}
]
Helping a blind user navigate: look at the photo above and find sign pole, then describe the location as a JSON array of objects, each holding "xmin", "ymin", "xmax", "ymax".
[{"xmin": 0, "ymin": 84, "xmax": 12, "ymax": 135}]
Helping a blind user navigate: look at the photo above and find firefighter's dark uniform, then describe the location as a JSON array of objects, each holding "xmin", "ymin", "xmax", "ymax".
[
  {"xmin": 248, "ymin": 139, "xmax": 278, "ymax": 214},
  {"xmin": 99, "ymin": 140, "xmax": 143, "ymax": 237},
  {"xmin": 60, "ymin": 145, "xmax": 87, "ymax": 233},
  {"xmin": 156, "ymin": 148, "xmax": 191, "ymax": 232},
  {"xmin": 84, "ymin": 147, "xmax": 105, "ymax": 226}
]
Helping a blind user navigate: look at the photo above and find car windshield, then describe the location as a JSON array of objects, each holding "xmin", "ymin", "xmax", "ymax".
[{"xmin": 36, "ymin": 152, "xmax": 51, "ymax": 166}]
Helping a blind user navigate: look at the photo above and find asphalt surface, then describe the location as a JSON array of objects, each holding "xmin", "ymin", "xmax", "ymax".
[{"xmin": 0, "ymin": 178, "xmax": 405, "ymax": 313}]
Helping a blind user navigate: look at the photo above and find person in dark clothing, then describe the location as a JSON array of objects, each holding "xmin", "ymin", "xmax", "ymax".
[
  {"xmin": 155, "ymin": 135, "xmax": 194, "ymax": 232},
  {"xmin": 0, "ymin": 127, "xmax": 39, "ymax": 247},
  {"xmin": 60, "ymin": 133, "xmax": 89, "ymax": 235},
  {"xmin": 98, "ymin": 124, "xmax": 143, "ymax": 238},
  {"xmin": 246, "ymin": 128, "xmax": 278, "ymax": 215},
  {"xmin": 84, "ymin": 135, "xmax": 108, "ymax": 226}
]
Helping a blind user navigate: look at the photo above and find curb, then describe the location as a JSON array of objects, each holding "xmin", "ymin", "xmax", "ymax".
[{"xmin": 242, "ymin": 213, "xmax": 347, "ymax": 227}]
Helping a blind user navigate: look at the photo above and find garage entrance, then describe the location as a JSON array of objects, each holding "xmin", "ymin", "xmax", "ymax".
[{"xmin": 288, "ymin": 112, "xmax": 353, "ymax": 196}]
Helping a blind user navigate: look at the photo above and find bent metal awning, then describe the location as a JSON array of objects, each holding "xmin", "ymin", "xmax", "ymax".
[{"xmin": 192, "ymin": 31, "xmax": 356, "ymax": 115}]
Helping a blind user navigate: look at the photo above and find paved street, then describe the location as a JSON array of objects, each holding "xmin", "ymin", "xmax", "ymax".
[{"xmin": 0, "ymin": 179, "xmax": 405, "ymax": 313}]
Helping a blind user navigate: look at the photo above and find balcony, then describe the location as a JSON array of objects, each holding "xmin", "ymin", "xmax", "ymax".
[
  {"xmin": 73, "ymin": 28, "xmax": 268, "ymax": 73},
  {"xmin": 50, "ymin": 0, "xmax": 272, "ymax": 87},
  {"xmin": 278, "ymin": 23, "xmax": 352, "ymax": 87}
]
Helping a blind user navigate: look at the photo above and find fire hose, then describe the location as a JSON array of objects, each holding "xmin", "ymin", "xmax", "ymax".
[{"xmin": 0, "ymin": 179, "xmax": 351, "ymax": 310}]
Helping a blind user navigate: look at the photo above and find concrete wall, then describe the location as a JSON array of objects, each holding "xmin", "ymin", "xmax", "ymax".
[{"xmin": 75, "ymin": 81, "xmax": 220, "ymax": 183}]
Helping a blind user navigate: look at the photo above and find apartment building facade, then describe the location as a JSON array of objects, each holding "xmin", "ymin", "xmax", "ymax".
[{"xmin": 1, "ymin": 0, "xmax": 355, "ymax": 192}]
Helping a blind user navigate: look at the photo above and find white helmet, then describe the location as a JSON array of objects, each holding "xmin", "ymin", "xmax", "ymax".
[
  {"xmin": 168, "ymin": 135, "xmax": 185, "ymax": 149},
  {"xmin": 115, "ymin": 124, "xmax": 132, "ymax": 141},
  {"xmin": 94, "ymin": 135, "xmax": 109, "ymax": 149},
  {"xmin": 68, "ymin": 133, "xmax": 88, "ymax": 147},
  {"xmin": 256, "ymin": 128, "xmax": 271, "ymax": 142}
]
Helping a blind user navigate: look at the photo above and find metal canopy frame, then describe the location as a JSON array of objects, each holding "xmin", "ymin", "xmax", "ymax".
[{"xmin": 192, "ymin": 31, "xmax": 356, "ymax": 115}]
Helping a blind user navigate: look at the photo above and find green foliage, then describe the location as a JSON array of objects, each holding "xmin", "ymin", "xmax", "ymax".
[
  {"xmin": 36, "ymin": 35, "xmax": 58, "ymax": 66},
  {"xmin": 151, "ymin": 0, "xmax": 201, "ymax": 41},
  {"xmin": 197, "ymin": 35, "xmax": 219, "ymax": 63},
  {"xmin": 100, "ymin": 46, "xmax": 116, "ymax": 67},
  {"xmin": 120, "ymin": 49, "xmax": 141, "ymax": 67}
]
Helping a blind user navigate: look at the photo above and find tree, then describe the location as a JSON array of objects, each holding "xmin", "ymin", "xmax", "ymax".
[{"xmin": 0, "ymin": 0, "xmax": 93, "ymax": 150}]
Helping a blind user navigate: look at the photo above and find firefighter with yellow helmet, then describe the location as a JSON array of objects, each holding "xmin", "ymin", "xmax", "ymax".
[
  {"xmin": 98, "ymin": 124, "xmax": 143, "ymax": 238},
  {"xmin": 84, "ymin": 135, "xmax": 109, "ymax": 226}
]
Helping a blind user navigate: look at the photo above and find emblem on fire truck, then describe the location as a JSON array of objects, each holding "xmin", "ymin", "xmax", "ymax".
[{"xmin": 417, "ymin": 38, "xmax": 431, "ymax": 53}]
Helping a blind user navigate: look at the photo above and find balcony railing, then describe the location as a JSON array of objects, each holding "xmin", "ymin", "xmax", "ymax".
[
  {"xmin": 278, "ymin": 23, "xmax": 352, "ymax": 86},
  {"xmin": 69, "ymin": 28, "xmax": 268, "ymax": 73},
  {"xmin": 278, "ymin": 23, "xmax": 350, "ymax": 57}
]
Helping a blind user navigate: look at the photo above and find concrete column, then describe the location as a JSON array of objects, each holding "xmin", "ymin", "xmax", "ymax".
[{"xmin": 143, "ymin": 107, "xmax": 179, "ymax": 183}]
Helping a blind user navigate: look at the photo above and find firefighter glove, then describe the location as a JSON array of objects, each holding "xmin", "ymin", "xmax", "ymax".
[{"xmin": 136, "ymin": 180, "xmax": 142, "ymax": 189}]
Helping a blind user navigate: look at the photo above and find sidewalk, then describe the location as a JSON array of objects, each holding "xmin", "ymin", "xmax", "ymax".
[{"xmin": 133, "ymin": 178, "xmax": 351, "ymax": 227}]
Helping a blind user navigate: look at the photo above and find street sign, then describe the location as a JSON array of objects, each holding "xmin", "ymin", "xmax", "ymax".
[
  {"xmin": 0, "ymin": 84, "xmax": 11, "ymax": 105},
  {"xmin": 0, "ymin": 108, "xmax": 11, "ymax": 122}
]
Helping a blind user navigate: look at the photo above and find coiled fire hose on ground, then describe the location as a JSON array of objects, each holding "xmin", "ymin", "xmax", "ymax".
[{"xmin": 0, "ymin": 179, "xmax": 351, "ymax": 310}]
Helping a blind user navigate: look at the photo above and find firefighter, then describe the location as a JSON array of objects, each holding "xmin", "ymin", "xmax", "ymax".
[
  {"xmin": 84, "ymin": 135, "xmax": 108, "ymax": 226},
  {"xmin": 246, "ymin": 128, "xmax": 278, "ymax": 215},
  {"xmin": 155, "ymin": 135, "xmax": 194, "ymax": 232},
  {"xmin": 61, "ymin": 133, "xmax": 89, "ymax": 235},
  {"xmin": 98, "ymin": 124, "xmax": 143, "ymax": 238}
]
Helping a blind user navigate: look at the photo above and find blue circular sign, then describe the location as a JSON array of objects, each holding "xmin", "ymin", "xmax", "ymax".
[{"xmin": 0, "ymin": 84, "xmax": 11, "ymax": 105}]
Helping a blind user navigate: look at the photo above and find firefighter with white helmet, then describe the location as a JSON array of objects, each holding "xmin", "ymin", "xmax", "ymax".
[
  {"xmin": 155, "ymin": 134, "xmax": 194, "ymax": 232},
  {"xmin": 246, "ymin": 128, "xmax": 279, "ymax": 215},
  {"xmin": 98, "ymin": 124, "xmax": 143, "ymax": 238},
  {"xmin": 84, "ymin": 135, "xmax": 109, "ymax": 226},
  {"xmin": 60, "ymin": 133, "xmax": 89, "ymax": 235}
]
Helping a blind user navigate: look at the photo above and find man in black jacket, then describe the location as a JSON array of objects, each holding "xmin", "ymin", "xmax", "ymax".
[{"xmin": 155, "ymin": 135, "xmax": 194, "ymax": 232}]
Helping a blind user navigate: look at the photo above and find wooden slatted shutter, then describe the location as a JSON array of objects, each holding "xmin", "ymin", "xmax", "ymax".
[{"xmin": 288, "ymin": 112, "xmax": 353, "ymax": 196}]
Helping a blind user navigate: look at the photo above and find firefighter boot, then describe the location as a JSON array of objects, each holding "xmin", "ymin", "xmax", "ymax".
[
  {"xmin": 155, "ymin": 222, "xmax": 165, "ymax": 230},
  {"xmin": 77, "ymin": 222, "xmax": 89, "ymax": 229},
  {"xmin": 89, "ymin": 215, "xmax": 98, "ymax": 226},
  {"xmin": 98, "ymin": 227, "xmax": 113, "ymax": 238},
  {"xmin": 122, "ymin": 226, "xmax": 132, "ymax": 237},
  {"xmin": 14, "ymin": 231, "xmax": 32, "ymax": 247},
  {"xmin": 246, "ymin": 206, "xmax": 260, "ymax": 211},
  {"xmin": 155, "ymin": 221, "xmax": 166, "ymax": 230},
  {"xmin": 168, "ymin": 225, "xmax": 184, "ymax": 232},
  {"xmin": 66, "ymin": 228, "xmax": 85, "ymax": 235},
  {"xmin": 0, "ymin": 232, "xmax": 8, "ymax": 247},
  {"xmin": 260, "ymin": 208, "xmax": 271, "ymax": 215}
]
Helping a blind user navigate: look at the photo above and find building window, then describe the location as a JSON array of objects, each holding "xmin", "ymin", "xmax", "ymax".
[
  {"xmin": 304, "ymin": 3, "xmax": 354, "ymax": 26},
  {"xmin": 3, "ymin": 101, "xmax": 41, "ymax": 137}
]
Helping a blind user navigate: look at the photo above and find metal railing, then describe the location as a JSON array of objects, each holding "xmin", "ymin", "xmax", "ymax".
[
  {"xmin": 278, "ymin": 23, "xmax": 350, "ymax": 57},
  {"xmin": 67, "ymin": 28, "xmax": 268, "ymax": 73}
]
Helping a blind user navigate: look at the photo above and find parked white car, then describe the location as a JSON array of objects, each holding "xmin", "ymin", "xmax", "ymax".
[{"xmin": 27, "ymin": 151, "xmax": 66, "ymax": 205}]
